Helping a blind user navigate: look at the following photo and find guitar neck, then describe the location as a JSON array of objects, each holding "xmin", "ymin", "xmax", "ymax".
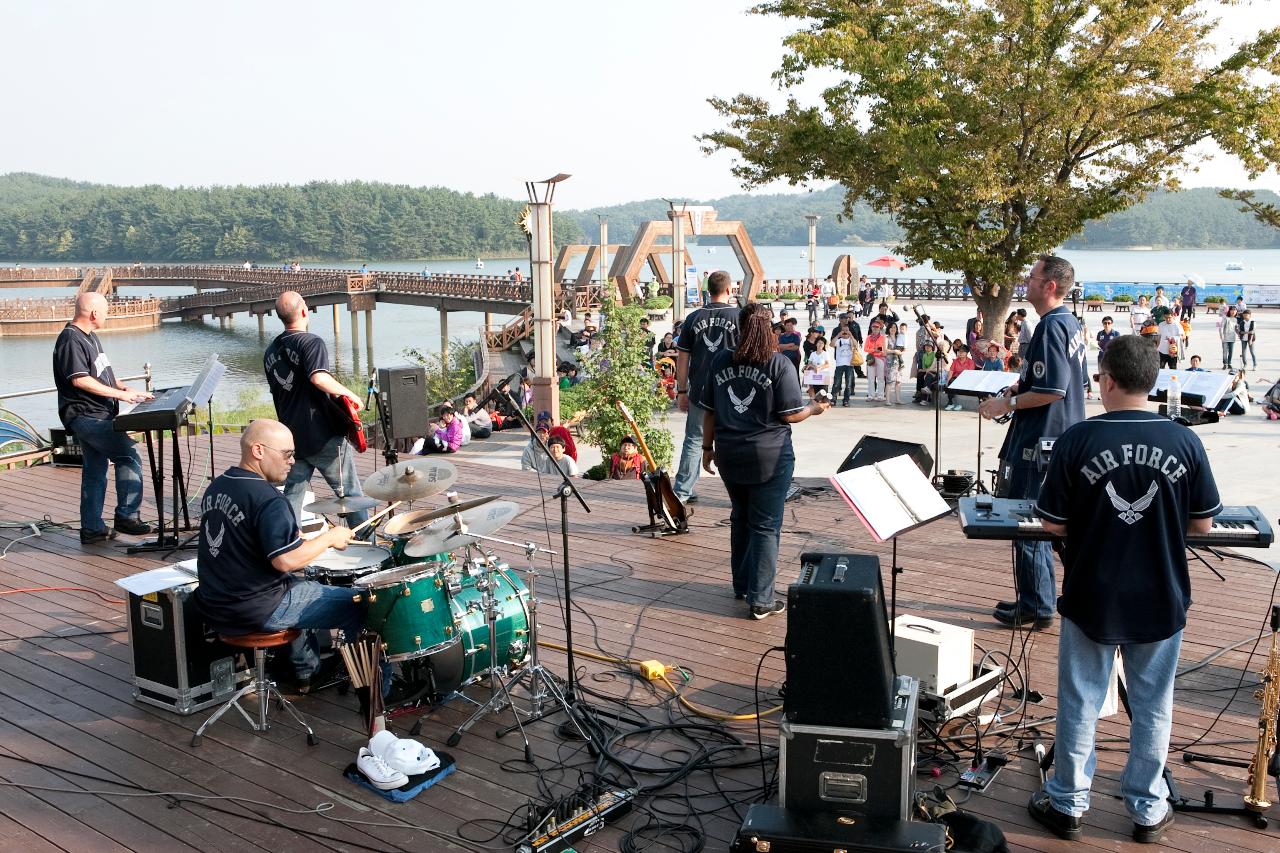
[{"xmin": 615, "ymin": 403, "xmax": 659, "ymax": 473}]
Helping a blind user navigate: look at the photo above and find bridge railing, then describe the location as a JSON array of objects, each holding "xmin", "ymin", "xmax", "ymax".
[
  {"xmin": 0, "ymin": 266, "xmax": 86, "ymax": 282},
  {"xmin": 0, "ymin": 296, "xmax": 160, "ymax": 321},
  {"xmin": 375, "ymin": 272, "xmax": 531, "ymax": 302},
  {"xmin": 157, "ymin": 274, "xmax": 355, "ymax": 314}
]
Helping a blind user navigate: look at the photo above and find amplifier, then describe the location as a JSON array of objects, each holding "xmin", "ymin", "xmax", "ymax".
[
  {"xmin": 50, "ymin": 428, "xmax": 83, "ymax": 467},
  {"xmin": 786, "ymin": 552, "xmax": 895, "ymax": 728},
  {"xmin": 837, "ymin": 435, "xmax": 933, "ymax": 478},
  {"xmin": 780, "ymin": 676, "xmax": 919, "ymax": 820},
  {"xmin": 891, "ymin": 613, "xmax": 973, "ymax": 696},
  {"xmin": 376, "ymin": 365, "xmax": 430, "ymax": 440},
  {"xmin": 126, "ymin": 582, "xmax": 249, "ymax": 714},
  {"xmin": 731, "ymin": 804, "xmax": 945, "ymax": 853}
]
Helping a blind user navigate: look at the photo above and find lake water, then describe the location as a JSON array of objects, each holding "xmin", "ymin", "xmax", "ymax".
[{"xmin": 3, "ymin": 246, "xmax": 1276, "ymax": 429}]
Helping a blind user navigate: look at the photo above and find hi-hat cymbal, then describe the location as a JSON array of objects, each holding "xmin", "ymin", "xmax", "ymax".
[
  {"xmin": 404, "ymin": 500, "xmax": 520, "ymax": 557},
  {"xmin": 305, "ymin": 495, "xmax": 380, "ymax": 516},
  {"xmin": 363, "ymin": 458, "xmax": 458, "ymax": 502},
  {"xmin": 382, "ymin": 495, "xmax": 501, "ymax": 536}
]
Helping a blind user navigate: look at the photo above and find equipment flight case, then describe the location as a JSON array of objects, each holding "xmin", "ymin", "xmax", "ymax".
[{"xmin": 731, "ymin": 804, "xmax": 945, "ymax": 853}]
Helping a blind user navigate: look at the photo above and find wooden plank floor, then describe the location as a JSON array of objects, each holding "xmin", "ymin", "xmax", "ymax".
[{"xmin": 0, "ymin": 434, "xmax": 1277, "ymax": 852}]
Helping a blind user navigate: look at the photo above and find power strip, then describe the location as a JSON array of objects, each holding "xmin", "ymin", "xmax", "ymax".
[
  {"xmin": 515, "ymin": 788, "xmax": 636, "ymax": 853},
  {"xmin": 957, "ymin": 754, "xmax": 1007, "ymax": 792}
]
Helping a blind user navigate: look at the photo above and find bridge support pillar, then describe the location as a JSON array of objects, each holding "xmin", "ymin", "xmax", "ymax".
[
  {"xmin": 365, "ymin": 310, "xmax": 374, "ymax": 369},
  {"xmin": 218, "ymin": 315, "xmax": 226, "ymax": 330},
  {"xmin": 332, "ymin": 304, "xmax": 341, "ymax": 349},
  {"xmin": 350, "ymin": 307, "xmax": 360, "ymax": 356},
  {"xmin": 439, "ymin": 309, "xmax": 449, "ymax": 375},
  {"xmin": 256, "ymin": 313, "xmax": 265, "ymax": 336}
]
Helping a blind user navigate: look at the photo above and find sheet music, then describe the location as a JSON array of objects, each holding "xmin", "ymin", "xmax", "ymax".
[
  {"xmin": 947, "ymin": 369, "xmax": 1022, "ymax": 395},
  {"xmin": 1148, "ymin": 369, "xmax": 1232, "ymax": 408},
  {"xmin": 114, "ymin": 560, "xmax": 198, "ymax": 596},
  {"xmin": 830, "ymin": 454, "xmax": 951, "ymax": 541}
]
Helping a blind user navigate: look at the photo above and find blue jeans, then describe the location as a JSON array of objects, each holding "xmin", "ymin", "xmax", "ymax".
[
  {"xmin": 673, "ymin": 405, "xmax": 704, "ymax": 502},
  {"xmin": 283, "ymin": 433, "xmax": 370, "ymax": 529},
  {"xmin": 722, "ymin": 452, "xmax": 794, "ymax": 608},
  {"xmin": 1006, "ymin": 462, "xmax": 1055, "ymax": 618},
  {"xmin": 263, "ymin": 577, "xmax": 390, "ymax": 691},
  {"xmin": 69, "ymin": 415, "xmax": 145, "ymax": 532},
  {"xmin": 832, "ymin": 365, "xmax": 855, "ymax": 402},
  {"xmin": 1046, "ymin": 618, "xmax": 1180, "ymax": 826}
]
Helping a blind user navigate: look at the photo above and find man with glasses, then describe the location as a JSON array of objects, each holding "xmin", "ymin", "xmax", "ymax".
[
  {"xmin": 979, "ymin": 255, "xmax": 1087, "ymax": 629},
  {"xmin": 1026, "ymin": 335, "xmax": 1217, "ymax": 844},
  {"xmin": 264, "ymin": 290, "xmax": 370, "ymax": 529},
  {"xmin": 194, "ymin": 419, "xmax": 364, "ymax": 693}
]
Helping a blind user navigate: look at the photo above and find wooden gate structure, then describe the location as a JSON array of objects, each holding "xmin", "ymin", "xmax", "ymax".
[{"xmin": 609, "ymin": 209, "xmax": 764, "ymax": 304}]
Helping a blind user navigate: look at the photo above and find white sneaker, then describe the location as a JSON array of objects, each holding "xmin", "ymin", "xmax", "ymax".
[{"xmin": 357, "ymin": 747, "xmax": 409, "ymax": 790}]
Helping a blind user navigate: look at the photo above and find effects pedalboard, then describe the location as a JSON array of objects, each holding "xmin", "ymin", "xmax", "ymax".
[{"xmin": 515, "ymin": 788, "xmax": 637, "ymax": 853}]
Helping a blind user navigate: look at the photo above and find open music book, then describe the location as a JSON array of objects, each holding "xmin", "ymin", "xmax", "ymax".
[
  {"xmin": 830, "ymin": 454, "xmax": 952, "ymax": 542},
  {"xmin": 1147, "ymin": 369, "xmax": 1232, "ymax": 408},
  {"xmin": 946, "ymin": 369, "xmax": 1022, "ymax": 396}
]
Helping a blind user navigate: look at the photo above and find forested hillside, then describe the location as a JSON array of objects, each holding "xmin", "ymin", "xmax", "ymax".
[
  {"xmin": 2, "ymin": 173, "xmax": 1277, "ymax": 261},
  {"xmin": 0, "ymin": 174, "xmax": 582, "ymax": 261}
]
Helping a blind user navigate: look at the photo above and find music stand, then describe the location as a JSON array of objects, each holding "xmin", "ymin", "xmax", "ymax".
[{"xmin": 945, "ymin": 369, "xmax": 1021, "ymax": 496}]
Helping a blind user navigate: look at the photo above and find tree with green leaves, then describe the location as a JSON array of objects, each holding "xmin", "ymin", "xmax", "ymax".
[
  {"xmin": 1221, "ymin": 188, "xmax": 1280, "ymax": 229},
  {"xmin": 704, "ymin": 1, "xmax": 1280, "ymax": 321}
]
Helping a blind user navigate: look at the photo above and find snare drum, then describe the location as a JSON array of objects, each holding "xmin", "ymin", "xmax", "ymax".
[
  {"xmin": 422, "ymin": 565, "xmax": 530, "ymax": 695},
  {"xmin": 357, "ymin": 561, "xmax": 456, "ymax": 661},
  {"xmin": 306, "ymin": 543, "xmax": 391, "ymax": 586}
]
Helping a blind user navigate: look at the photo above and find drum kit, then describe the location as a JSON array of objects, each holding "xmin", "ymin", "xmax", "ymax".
[{"xmin": 300, "ymin": 457, "xmax": 583, "ymax": 749}]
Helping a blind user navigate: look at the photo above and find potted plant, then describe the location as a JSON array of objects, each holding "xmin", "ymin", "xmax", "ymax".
[
  {"xmin": 778, "ymin": 291, "xmax": 804, "ymax": 308},
  {"xmin": 1113, "ymin": 293, "xmax": 1134, "ymax": 303},
  {"xmin": 642, "ymin": 295, "xmax": 673, "ymax": 321},
  {"xmin": 1084, "ymin": 293, "xmax": 1104, "ymax": 303}
]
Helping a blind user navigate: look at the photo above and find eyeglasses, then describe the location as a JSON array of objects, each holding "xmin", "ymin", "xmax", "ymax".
[
  {"xmin": 1092, "ymin": 372, "xmax": 1109, "ymax": 383},
  {"xmin": 258, "ymin": 444, "xmax": 296, "ymax": 460}
]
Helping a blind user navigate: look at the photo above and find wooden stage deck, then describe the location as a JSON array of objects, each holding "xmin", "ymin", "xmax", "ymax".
[{"xmin": 0, "ymin": 434, "xmax": 1277, "ymax": 852}]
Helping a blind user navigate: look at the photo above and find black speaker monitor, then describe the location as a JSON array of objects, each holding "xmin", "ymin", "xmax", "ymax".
[
  {"xmin": 377, "ymin": 365, "xmax": 430, "ymax": 440},
  {"xmin": 785, "ymin": 552, "xmax": 895, "ymax": 728},
  {"xmin": 837, "ymin": 435, "xmax": 933, "ymax": 478}
]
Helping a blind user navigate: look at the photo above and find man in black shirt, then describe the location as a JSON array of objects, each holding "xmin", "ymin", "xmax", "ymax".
[
  {"xmin": 1027, "ymin": 335, "xmax": 1218, "ymax": 845},
  {"xmin": 263, "ymin": 291, "xmax": 370, "ymax": 528},
  {"xmin": 51, "ymin": 292, "xmax": 154, "ymax": 545},
  {"xmin": 673, "ymin": 271, "xmax": 740, "ymax": 505},
  {"xmin": 195, "ymin": 419, "xmax": 362, "ymax": 690}
]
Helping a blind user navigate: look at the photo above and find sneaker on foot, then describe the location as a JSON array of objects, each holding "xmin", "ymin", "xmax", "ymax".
[
  {"xmin": 1132, "ymin": 809, "xmax": 1174, "ymax": 844},
  {"xmin": 750, "ymin": 600, "xmax": 786, "ymax": 620},
  {"xmin": 357, "ymin": 747, "xmax": 408, "ymax": 790},
  {"xmin": 113, "ymin": 515, "xmax": 153, "ymax": 536}
]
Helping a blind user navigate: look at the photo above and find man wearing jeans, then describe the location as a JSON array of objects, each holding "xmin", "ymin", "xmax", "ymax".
[
  {"xmin": 1030, "ymin": 335, "xmax": 1219, "ymax": 844},
  {"xmin": 673, "ymin": 270, "xmax": 739, "ymax": 505},
  {"xmin": 264, "ymin": 291, "xmax": 369, "ymax": 529},
  {"xmin": 194, "ymin": 420, "xmax": 365, "ymax": 692},
  {"xmin": 52, "ymin": 292, "xmax": 154, "ymax": 545}
]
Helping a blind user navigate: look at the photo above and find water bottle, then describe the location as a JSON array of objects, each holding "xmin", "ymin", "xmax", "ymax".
[{"xmin": 1169, "ymin": 374, "xmax": 1182, "ymax": 420}]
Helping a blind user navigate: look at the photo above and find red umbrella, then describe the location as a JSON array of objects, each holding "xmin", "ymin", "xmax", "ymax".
[{"xmin": 865, "ymin": 255, "xmax": 908, "ymax": 270}]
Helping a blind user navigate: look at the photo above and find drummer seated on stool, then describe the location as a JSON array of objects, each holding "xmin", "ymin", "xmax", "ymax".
[{"xmin": 194, "ymin": 419, "xmax": 388, "ymax": 694}]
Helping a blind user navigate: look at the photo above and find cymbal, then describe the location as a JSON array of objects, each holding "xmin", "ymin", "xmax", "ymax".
[
  {"xmin": 382, "ymin": 495, "xmax": 501, "ymax": 536},
  {"xmin": 363, "ymin": 458, "xmax": 458, "ymax": 502},
  {"xmin": 404, "ymin": 500, "xmax": 520, "ymax": 557},
  {"xmin": 305, "ymin": 495, "xmax": 380, "ymax": 516}
]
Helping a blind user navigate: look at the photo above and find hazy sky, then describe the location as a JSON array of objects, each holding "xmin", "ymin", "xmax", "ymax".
[{"xmin": 5, "ymin": 1, "xmax": 1280, "ymax": 208}]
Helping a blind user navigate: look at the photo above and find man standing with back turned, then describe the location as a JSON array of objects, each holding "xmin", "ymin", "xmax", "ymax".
[
  {"xmin": 264, "ymin": 291, "xmax": 370, "ymax": 529},
  {"xmin": 673, "ymin": 270, "xmax": 739, "ymax": 506},
  {"xmin": 978, "ymin": 255, "xmax": 1086, "ymax": 629},
  {"xmin": 1027, "ymin": 334, "xmax": 1218, "ymax": 844}
]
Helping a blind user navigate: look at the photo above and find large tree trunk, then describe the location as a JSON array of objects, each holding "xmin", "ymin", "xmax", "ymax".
[{"xmin": 969, "ymin": 273, "xmax": 1019, "ymax": 338}]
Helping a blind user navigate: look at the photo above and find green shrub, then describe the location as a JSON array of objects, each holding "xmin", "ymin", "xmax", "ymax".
[
  {"xmin": 1113, "ymin": 293, "xmax": 1134, "ymax": 303},
  {"xmin": 642, "ymin": 295, "xmax": 673, "ymax": 310},
  {"xmin": 778, "ymin": 291, "xmax": 804, "ymax": 301},
  {"xmin": 1204, "ymin": 295, "xmax": 1226, "ymax": 303},
  {"xmin": 1084, "ymin": 293, "xmax": 1104, "ymax": 301},
  {"xmin": 583, "ymin": 461, "xmax": 608, "ymax": 481}
]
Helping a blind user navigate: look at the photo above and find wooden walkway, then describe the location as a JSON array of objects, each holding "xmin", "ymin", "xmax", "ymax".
[{"xmin": 0, "ymin": 435, "xmax": 1277, "ymax": 852}]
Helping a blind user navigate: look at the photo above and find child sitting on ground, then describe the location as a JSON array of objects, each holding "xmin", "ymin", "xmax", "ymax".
[{"xmin": 609, "ymin": 435, "xmax": 645, "ymax": 479}]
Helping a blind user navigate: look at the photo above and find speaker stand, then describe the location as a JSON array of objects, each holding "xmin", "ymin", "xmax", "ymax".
[{"xmin": 888, "ymin": 536, "xmax": 902, "ymax": 656}]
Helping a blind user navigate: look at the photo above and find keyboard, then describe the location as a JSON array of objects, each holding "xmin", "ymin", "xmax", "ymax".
[
  {"xmin": 958, "ymin": 497, "xmax": 1273, "ymax": 549},
  {"xmin": 113, "ymin": 386, "xmax": 195, "ymax": 432}
]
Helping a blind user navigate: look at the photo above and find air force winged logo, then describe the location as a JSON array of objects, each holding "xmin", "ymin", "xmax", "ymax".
[
  {"xmin": 272, "ymin": 367, "xmax": 295, "ymax": 393},
  {"xmin": 1106, "ymin": 481, "xmax": 1158, "ymax": 525},
  {"xmin": 727, "ymin": 385, "xmax": 756, "ymax": 414},
  {"xmin": 704, "ymin": 331, "xmax": 726, "ymax": 353},
  {"xmin": 205, "ymin": 521, "xmax": 225, "ymax": 557}
]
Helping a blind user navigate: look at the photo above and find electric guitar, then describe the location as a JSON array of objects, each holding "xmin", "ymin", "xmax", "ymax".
[
  {"xmin": 616, "ymin": 401, "xmax": 688, "ymax": 534},
  {"xmin": 330, "ymin": 394, "xmax": 367, "ymax": 452}
]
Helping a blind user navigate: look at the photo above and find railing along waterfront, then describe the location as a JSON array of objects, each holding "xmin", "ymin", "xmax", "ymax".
[{"xmin": 0, "ymin": 297, "xmax": 160, "ymax": 321}]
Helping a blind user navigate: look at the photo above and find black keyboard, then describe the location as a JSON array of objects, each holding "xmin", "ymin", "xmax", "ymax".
[
  {"xmin": 958, "ymin": 497, "xmax": 1274, "ymax": 548},
  {"xmin": 113, "ymin": 386, "xmax": 194, "ymax": 432}
]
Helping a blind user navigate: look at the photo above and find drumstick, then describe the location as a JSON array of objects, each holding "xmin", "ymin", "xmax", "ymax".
[{"xmin": 349, "ymin": 502, "xmax": 402, "ymax": 536}]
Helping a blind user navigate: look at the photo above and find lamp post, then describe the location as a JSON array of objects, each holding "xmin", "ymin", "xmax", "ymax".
[
  {"xmin": 598, "ymin": 214, "xmax": 608, "ymax": 312},
  {"xmin": 805, "ymin": 214, "xmax": 820, "ymax": 287},
  {"xmin": 525, "ymin": 174, "xmax": 569, "ymax": 423},
  {"xmin": 667, "ymin": 201, "xmax": 687, "ymax": 323}
]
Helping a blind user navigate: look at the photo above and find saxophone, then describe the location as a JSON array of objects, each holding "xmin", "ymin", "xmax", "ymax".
[{"xmin": 1244, "ymin": 605, "xmax": 1280, "ymax": 814}]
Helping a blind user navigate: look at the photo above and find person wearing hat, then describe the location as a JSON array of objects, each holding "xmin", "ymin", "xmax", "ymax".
[
  {"xmin": 609, "ymin": 435, "xmax": 644, "ymax": 480},
  {"xmin": 520, "ymin": 425, "xmax": 552, "ymax": 471},
  {"xmin": 1180, "ymin": 276, "xmax": 1199, "ymax": 319},
  {"xmin": 536, "ymin": 410, "xmax": 577, "ymax": 461}
]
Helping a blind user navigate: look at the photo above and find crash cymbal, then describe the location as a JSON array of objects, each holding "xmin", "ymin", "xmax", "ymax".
[
  {"xmin": 404, "ymin": 500, "xmax": 520, "ymax": 557},
  {"xmin": 305, "ymin": 495, "xmax": 380, "ymax": 516},
  {"xmin": 382, "ymin": 495, "xmax": 501, "ymax": 536},
  {"xmin": 362, "ymin": 458, "xmax": 458, "ymax": 502}
]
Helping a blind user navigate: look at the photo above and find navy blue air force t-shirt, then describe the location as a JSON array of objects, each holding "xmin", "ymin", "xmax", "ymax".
[
  {"xmin": 999, "ymin": 305, "xmax": 1087, "ymax": 466},
  {"xmin": 194, "ymin": 467, "xmax": 304, "ymax": 634},
  {"xmin": 698, "ymin": 350, "xmax": 805, "ymax": 484},
  {"xmin": 52, "ymin": 324, "xmax": 119, "ymax": 426},
  {"xmin": 1035, "ymin": 412, "xmax": 1220, "ymax": 644},
  {"xmin": 676, "ymin": 302, "xmax": 740, "ymax": 404},
  {"xmin": 263, "ymin": 330, "xmax": 341, "ymax": 458}
]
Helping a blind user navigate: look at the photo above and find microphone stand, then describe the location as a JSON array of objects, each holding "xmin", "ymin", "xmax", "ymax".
[{"xmin": 496, "ymin": 387, "xmax": 593, "ymax": 731}]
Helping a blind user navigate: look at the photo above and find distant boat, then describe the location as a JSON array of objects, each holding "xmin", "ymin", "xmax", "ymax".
[
  {"xmin": 799, "ymin": 250, "xmax": 807, "ymax": 258},
  {"xmin": 475, "ymin": 259, "xmax": 485, "ymax": 270},
  {"xmin": 1225, "ymin": 261, "xmax": 1244, "ymax": 271},
  {"xmin": 706, "ymin": 247, "xmax": 716, "ymax": 254}
]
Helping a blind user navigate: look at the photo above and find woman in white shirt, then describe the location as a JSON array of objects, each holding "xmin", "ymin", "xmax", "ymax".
[
  {"xmin": 1129, "ymin": 295, "xmax": 1151, "ymax": 334},
  {"xmin": 1156, "ymin": 313, "xmax": 1182, "ymax": 369},
  {"xmin": 804, "ymin": 336, "xmax": 835, "ymax": 398}
]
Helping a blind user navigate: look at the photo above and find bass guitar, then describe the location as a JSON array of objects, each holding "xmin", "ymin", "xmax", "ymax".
[
  {"xmin": 616, "ymin": 401, "xmax": 688, "ymax": 535},
  {"xmin": 329, "ymin": 394, "xmax": 368, "ymax": 452}
]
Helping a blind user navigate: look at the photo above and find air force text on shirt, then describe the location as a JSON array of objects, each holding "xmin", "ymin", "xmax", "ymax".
[
  {"xmin": 713, "ymin": 364, "xmax": 775, "ymax": 390},
  {"xmin": 690, "ymin": 312, "xmax": 738, "ymax": 354},
  {"xmin": 202, "ymin": 491, "xmax": 247, "ymax": 526},
  {"xmin": 1078, "ymin": 443, "xmax": 1190, "ymax": 486}
]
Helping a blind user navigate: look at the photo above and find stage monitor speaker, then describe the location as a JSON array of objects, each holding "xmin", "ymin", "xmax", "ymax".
[
  {"xmin": 837, "ymin": 435, "xmax": 933, "ymax": 478},
  {"xmin": 377, "ymin": 365, "xmax": 430, "ymax": 440},
  {"xmin": 786, "ymin": 553, "xmax": 895, "ymax": 728}
]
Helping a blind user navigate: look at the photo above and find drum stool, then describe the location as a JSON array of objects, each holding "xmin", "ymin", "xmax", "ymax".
[{"xmin": 190, "ymin": 629, "xmax": 319, "ymax": 747}]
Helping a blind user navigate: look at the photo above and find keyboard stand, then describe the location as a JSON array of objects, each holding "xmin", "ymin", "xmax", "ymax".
[{"xmin": 128, "ymin": 423, "xmax": 197, "ymax": 554}]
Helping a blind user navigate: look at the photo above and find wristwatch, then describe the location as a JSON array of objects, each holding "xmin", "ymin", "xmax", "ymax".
[
  {"xmin": 1009, "ymin": 395, "xmax": 1018, "ymax": 410},
  {"xmin": 677, "ymin": 388, "xmax": 688, "ymax": 395}
]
